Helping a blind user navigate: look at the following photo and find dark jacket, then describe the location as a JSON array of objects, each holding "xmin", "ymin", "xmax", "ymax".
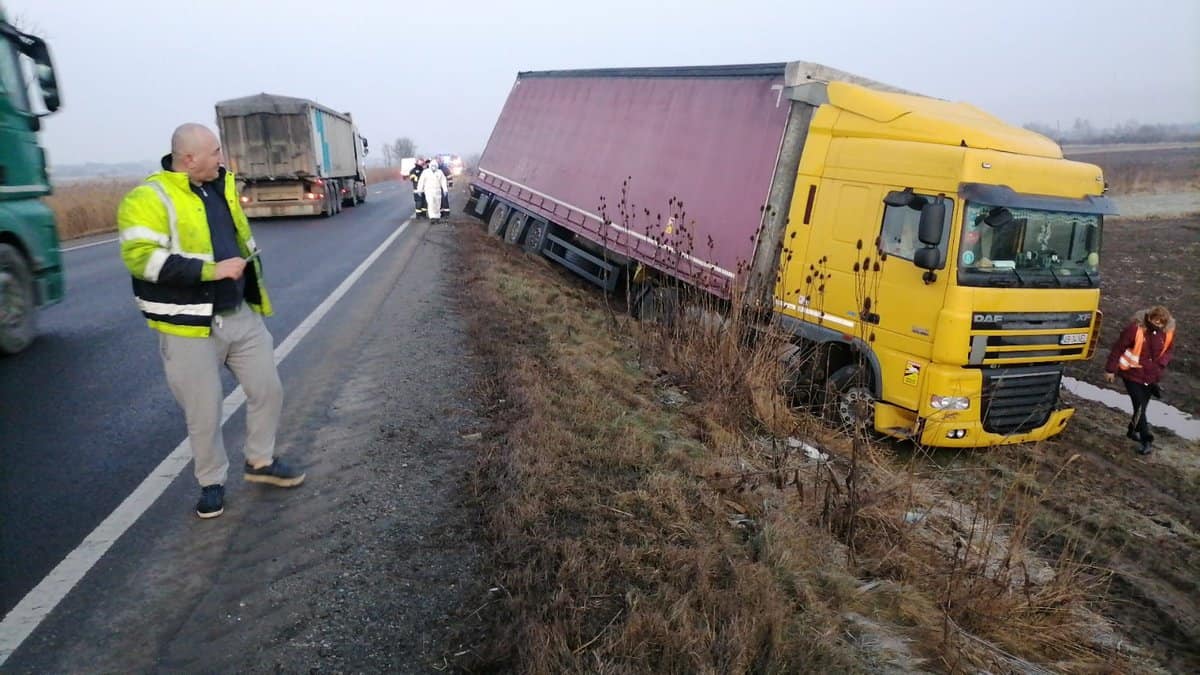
[{"xmin": 1105, "ymin": 310, "xmax": 1175, "ymax": 385}]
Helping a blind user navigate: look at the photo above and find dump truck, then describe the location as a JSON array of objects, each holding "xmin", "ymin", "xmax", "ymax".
[
  {"xmin": 467, "ymin": 62, "xmax": 1115, "ymax": 448},
  {"xmin": 215, "ymin": 93, "xmax": 369, "ymax": 218},
  {"xmin": 0, "ymin": 10, "xmax": 64, "ymax": 354}
]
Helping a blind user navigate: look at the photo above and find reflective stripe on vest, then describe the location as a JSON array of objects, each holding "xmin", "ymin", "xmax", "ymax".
[
  {"xmin": 136, "ymin": 298, "xmax": 213, "ymax": 317},
  {"xmin": 1118, "ymin": 326, "xmax": 1175, "ymax": 370}
]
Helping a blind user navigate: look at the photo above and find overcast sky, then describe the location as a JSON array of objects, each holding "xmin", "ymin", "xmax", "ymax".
[{"xmin": 7, "ymin": 0, "xmax": 1199, "ymax": 166}]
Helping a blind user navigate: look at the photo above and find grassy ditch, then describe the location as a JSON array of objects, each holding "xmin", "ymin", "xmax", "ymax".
[{"xmin": 455, "ymin": 216, "xmax": 1149, "ymax": 673}]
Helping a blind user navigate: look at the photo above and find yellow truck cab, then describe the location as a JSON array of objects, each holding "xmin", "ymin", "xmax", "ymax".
[{"xmin": 777, "ymin": 82, "xmax": 1111, "ymax": 446}]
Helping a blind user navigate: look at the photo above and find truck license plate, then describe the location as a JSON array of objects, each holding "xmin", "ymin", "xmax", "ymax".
[{"xmin": 1059, "ymin": 333, "xmax": 1088, "ymax": 345}]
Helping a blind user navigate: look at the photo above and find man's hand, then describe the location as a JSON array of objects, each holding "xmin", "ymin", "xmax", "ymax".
[
  {"xmin": 1104, "ymin": 372, "xmax": 1116, "ymax": 384},
  {"xmin": 214, "ymin": 257, "xmax": 246, "ymax": 280}
]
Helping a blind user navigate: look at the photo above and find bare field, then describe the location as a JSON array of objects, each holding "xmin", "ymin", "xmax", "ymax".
[{"xmin": 1065, "ymin": 145, "xmax": 1200, "ymax": 196}]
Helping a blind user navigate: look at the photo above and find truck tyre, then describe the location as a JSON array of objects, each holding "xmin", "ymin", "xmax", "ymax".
[
  {"xmin": 504, "ymin": 214, "xmax": 528, "ymax": 245},
  {"xmin": 826, "ymin": 364, "xmax": 875, "ymax": 433},
  {"xmin": 523, "ymin": 218, "xmax": 549, "ymax": 254},
  {"xmin": 486, "ymin": 204, "xmax": 509, "ymax": 237},
  {"xmin": 0, "ymin": 243, "xmax": 37, "ymax": 355},
  {"xmin": 634, "ymin": 285, "xmax": 679, "ymax": 327}
]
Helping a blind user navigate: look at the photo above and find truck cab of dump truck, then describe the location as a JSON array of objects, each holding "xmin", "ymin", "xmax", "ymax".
[
  {"xmin": 776, "ymin": 82, "xmax": 1112, "ymax": 447},
  {"xmin": 0, "ymin": 10, "xmax": 63, "ymax": 354}
]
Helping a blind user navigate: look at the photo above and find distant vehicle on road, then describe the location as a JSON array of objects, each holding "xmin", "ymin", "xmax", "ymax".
[{"xmin": 216, "ymin": 93, "xmax": 369, "ymax": 218}]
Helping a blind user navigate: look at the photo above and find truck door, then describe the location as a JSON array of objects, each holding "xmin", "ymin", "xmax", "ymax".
[{"xmin": 866, "ymin": 189, "xmax": 954, "ymax": 411}]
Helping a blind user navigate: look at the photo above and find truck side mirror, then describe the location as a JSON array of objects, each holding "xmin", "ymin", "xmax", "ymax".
[
  {"xmin": 22, "ymin": 36, "xmax": 60, "ymax": 113},
  {"xmin": 913, "ymin": 247, "xmax": 942, "ymax": 271},
  {"xmin": 918, "ymin": 197, "xmax": 945, "ymax": 246},
  {"xmin": 362, "ymin": 138, "xmax": 369, "ymax": 156},
  {"xmin": 884, "ymin": 188, "xmax": 913, "ymax": 208}
]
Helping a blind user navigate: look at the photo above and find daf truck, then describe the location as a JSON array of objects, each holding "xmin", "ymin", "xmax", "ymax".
[
  {"xmin": 467, "ymin": 62, "xmax": 1114, "ymax": 448},
  {"xmin": 215, "ymin": 93, "xmax": 369, "ymax": 218},
  {"xmin": 0, "ymin": 9, "xmax": 63, "ymax": 354}
]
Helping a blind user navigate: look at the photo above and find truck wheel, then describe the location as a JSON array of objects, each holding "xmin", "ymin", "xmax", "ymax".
[
  {"xmin": 504, "ymin": 214, "xmax": 528, "ymax": 245},
  {"xmin": 486, "ymin": 204, "xmax": 509, "ymax": 237},
  {"xmin": 0, "ymin": 243, "xmax": 37, "ymax": 355},
  {"xmin": 523, "ymin": 218, "xmax": 549, "ymax": 254},
  {"xmin": 634, "ymin": 285, "xmax": 679, "ymax": 327},
  {"xmin": 826, "ymin": 364, "xmax": 875, "ymax": 433}
]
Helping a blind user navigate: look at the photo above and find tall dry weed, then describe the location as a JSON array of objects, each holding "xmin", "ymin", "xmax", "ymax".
[{"xmin": 46, "ymin": 179, "xmax": 138, "ymax": 240}]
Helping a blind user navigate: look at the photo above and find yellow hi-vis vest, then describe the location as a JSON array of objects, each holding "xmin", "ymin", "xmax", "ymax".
[{"xmin": 117, "ymin": 167, "xmax": 272, "ymax": 338}]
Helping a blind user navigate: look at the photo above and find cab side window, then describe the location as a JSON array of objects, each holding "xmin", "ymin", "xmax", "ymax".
[{"xmin": 878, "ymin": 194, "xmax": 953, "ymax": 264}]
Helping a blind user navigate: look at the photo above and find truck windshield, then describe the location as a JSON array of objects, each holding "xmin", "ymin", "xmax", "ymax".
[{"xmin": 957, "ymin": 202, "xmax": 1101, "ymax": 289}]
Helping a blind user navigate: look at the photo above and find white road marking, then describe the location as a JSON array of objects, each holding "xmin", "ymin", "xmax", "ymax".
[
  {"xmin": 0, "ymin": 218, "xmax": 415, "ymax": 666},
  {"xmin": 62, "ymin": 237, "xmax": 119, "ymax": 252}
]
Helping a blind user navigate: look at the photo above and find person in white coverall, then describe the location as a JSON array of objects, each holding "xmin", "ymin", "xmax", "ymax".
[{"xmin": 417, "ymin": 160, "xmax": 448, "ymax": 221}]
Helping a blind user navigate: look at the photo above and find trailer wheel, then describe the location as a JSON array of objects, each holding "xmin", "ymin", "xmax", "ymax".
[
  {"xmin": 634, "ymin": 285, "xmax": 679, "ymax": 327},
  {"xmin": 504, "ymin": 214, "xmax": 528, "ymax": 245},
  {"xmin": 486, "ymin": 204, "xmax": 509, "ymax": 237},
  {"xmin": 523, "ymin": 219, "xmax": 549, "ymax": 254},
  {"xmin": 826, "ymin": 364, "xmax": 875, "ymax": 433},
  {"xmin": 0, "ymin": 243, "xmax": 37, "ymax": 355}
]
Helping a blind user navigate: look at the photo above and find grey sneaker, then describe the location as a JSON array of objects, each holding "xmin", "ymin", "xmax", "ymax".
[
  {"xmin": 196, "ymin": 485, "xmax": 225, "ymax": 519},
  {"xmin": 244, "ymin": 458, "xmax": 306, "ymax": 487},
  {"xmin": 1137, "ymin": 441, "xmax": 1153, "ymax": 456}
]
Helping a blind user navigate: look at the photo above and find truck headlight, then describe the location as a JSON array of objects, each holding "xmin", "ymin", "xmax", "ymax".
[{"xmin": 930, "ymin": 395, "xmax": 970, "ymax": 410}]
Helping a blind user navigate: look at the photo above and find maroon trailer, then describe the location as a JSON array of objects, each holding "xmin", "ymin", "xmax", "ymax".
[
  {"xmin": 471, "ymin": 64, "xmax": 790, "ymax": 297},
  {"xmin": 468, "ymin": 62, "xmax": 899, "ymax": 304}
]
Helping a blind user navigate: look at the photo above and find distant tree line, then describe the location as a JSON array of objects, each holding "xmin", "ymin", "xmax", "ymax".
[
  {"xmin": 1023, "ymin": 119, "xmax": 1200, "ymax": 145},
  {"xmin": 380, "ymin": 137, "xmax": 418, "ymax": 166}
]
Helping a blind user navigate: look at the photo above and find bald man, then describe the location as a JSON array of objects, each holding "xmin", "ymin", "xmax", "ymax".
[{"xmin": 117, "ymin": 123, "xmax": 305, "ymax": 519}]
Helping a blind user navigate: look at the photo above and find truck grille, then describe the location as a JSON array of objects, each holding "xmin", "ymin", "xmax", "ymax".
[
  {"xmin": 968, "ymin": 311, "xmax": 1095, "ymax": 365},
  {"xmin": 981, "ymin": 366, "xmax": 1063, "ymax": 435}
]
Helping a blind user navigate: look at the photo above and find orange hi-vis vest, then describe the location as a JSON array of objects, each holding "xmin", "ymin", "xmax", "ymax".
[{"xmin": 1118, "ymin": 325, "xmax": 1175, "ymax": 370}]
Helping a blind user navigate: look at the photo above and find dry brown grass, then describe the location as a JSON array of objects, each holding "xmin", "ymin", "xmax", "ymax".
[
  {"xmin": 46, "ymin": 179, "xmax": 138, "ymax": 241},
  {"xmin": 1070, "ymin": 146, "xmax": 1200, "ymax": 194},
  {"xmin": 461, "ymin": 229, "xmax": 876, "ymax": 673},
  {"xmin": 457, "ymin": 216, "xmax": 1146, "ymax": 673}
]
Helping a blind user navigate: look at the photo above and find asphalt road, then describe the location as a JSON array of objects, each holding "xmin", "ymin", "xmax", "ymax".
[{"xmin": 0, "ymin": 180, "xmax": 413, "ymax": 617}]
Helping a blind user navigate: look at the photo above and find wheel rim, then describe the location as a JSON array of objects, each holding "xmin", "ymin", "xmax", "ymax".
[
  {"xmin": 488, "ymin": 206, "xmax": 507, "ymax": 235},
  {"xmin": 836, "ymin": 386, "xmax": 875, "ymax": 430},
  {"xmin": 524, "ymin": 221, "xmax": 545, "ymax": 252},
  {"xmin": 506, "ymin": 216, "xmax": 525, "ymax": 243}
]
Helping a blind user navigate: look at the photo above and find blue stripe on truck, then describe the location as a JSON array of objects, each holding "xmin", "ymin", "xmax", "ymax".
[{"xmin": 313, "ymin": 110, "xmax": 331, "ymax": 174}]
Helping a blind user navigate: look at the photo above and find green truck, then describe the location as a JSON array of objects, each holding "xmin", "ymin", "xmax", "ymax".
[{"xmin": 0, "ymin": 9, "xmax": 62, "ymax": 354}]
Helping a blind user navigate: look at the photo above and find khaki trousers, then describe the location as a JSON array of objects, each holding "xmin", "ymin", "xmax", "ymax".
[{"xmin": 158, "ymin": 304, "xmax": 283, "ymax": 487}]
